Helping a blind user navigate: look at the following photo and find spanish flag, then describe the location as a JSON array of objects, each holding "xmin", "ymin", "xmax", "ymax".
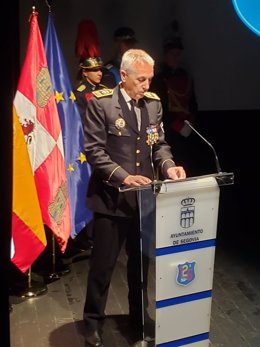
[
  {"xmin": 11, "ymin": 106, "xmax": 46, "ymax": 272},
  {"xmin": 13, "ymin": 9, "xmax": 71, "ymax": 253}
]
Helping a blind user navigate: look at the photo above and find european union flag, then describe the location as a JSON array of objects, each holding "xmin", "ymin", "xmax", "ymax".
[{"xmin": 44, "ymin": 13, "xmax": 92, "ymax": 238}]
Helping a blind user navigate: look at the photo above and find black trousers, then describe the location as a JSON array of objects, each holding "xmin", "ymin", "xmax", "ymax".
[{"xmin": 83, "ymin": 211, "xmax": 149, "ymax": 332}]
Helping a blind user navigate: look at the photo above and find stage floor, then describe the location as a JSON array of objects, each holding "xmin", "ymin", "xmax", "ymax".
[{"xmin": 10, "ymin": 244, "xmax": 260, "ymax": 347}]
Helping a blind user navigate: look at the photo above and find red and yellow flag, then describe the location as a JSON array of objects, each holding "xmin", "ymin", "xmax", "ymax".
[
  {"xmin": 11, "ymin": 107, "xmax": 46, "ymax": 272},
  {"xmin": 13, "ymin": 10, "xmax": 71, "ymax": 252}
]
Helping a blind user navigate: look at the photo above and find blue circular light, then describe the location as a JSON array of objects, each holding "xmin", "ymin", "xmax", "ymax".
[{"xmin": 232, "ymin": 0, "xmax": 260, "ymax": 36}]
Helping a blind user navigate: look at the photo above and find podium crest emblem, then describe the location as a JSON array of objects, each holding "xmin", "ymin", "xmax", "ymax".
[
  {"xmin": 176, "ymin": 261, "xmax": 196, "ymax": 286},
  {"xmin": 180, "ymin": 197, "xmax": 195, "ymax": 228}
]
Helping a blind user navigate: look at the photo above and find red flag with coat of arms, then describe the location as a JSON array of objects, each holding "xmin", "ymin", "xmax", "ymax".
[{"xmin": 13, "ymin": 9, "xmax": 71, "ymax": 252}]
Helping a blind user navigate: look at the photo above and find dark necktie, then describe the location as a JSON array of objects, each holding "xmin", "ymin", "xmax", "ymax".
[{"xmin": 130, "ymin": 99, "xmax": 141, "ymax": 131}]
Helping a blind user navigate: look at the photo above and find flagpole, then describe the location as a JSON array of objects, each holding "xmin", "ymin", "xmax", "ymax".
[
  {"xmin": 19, "ymin": 267, "xmax": 47, "ymax": 298},
  {"xmin": 46, "ymin": 234, "xmax": 60, "ymax": 282},
  {"xmin": 45, "ymin": 0, "xmax": 52, "ymax": 12}
]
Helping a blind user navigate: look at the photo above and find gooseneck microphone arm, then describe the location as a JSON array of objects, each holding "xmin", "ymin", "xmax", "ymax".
[{"xmin": 184, "ymin": 120, "xmax": 222, "ymax": 174}]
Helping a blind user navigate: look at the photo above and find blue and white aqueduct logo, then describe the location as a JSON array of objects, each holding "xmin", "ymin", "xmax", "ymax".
[{"xmin": 180, "ymin": 197, "xmax": 195, "ymax": 228}]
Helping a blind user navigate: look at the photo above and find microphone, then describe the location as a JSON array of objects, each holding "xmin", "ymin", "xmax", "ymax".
[{"xmin": 184, "ymin": 120, "xmax": 222, "ymax": 174}]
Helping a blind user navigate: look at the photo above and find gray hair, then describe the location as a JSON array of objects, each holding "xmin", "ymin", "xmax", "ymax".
[{"xmin": 120, "ymin": 49, "xmax": 154, "ymax": 74}]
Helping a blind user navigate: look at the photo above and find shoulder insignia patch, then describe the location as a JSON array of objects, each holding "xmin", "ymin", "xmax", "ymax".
[
  {"xmin": 92, "ymin": 88, "xmax": 113, "ymax": 98},
  {"xmin": 144, "ymin": 91, "xmax": 160, "ymax": 101},
  {"xmin": 77, "ymin": 84, "xmax": 86, "ymax": 92}
]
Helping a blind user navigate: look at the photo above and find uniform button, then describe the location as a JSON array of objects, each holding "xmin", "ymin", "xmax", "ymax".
[
  {"xmin": 137, "ymin": 137, "xmax": 140, "ymax": 140},
  {"xmin": 136, "ymin": 162, "xmax": 140, "ymax": 167},
  {"xmin": 118, "ymin": 131, "xmax": 122, "ymax": 136},
  {"xmin": 136, "ymin": 149, "xmax": 140, "ymax": 154}
]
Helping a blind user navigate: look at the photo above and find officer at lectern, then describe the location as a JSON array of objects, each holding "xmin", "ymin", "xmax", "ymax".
[{"xmin": 82, "ymin": 48, "xmax": 186, "ymax": 347}]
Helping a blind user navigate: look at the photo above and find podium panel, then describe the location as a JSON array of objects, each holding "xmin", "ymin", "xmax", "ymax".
[
  {"xmin": 156, "ymin": 298, "xmax": 212, "ymax": 345},
  {"xmin": 154, "ymin": 177, "xmax": 219, "ymax": 346},
  {"xmin": 156, "ymin": 177, "xmax": 220, "ymax": 248},
  {"xmin": 156, "ymin": 247, "xmax": 215, "ymax": 301},
  {"xmin": 121, "ymin": 173, "xmax": 234, "ymax": 347}
]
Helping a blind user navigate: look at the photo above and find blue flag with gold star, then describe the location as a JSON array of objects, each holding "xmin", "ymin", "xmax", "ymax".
[{"xmin": 44, "ymin": 13, "xmax": 92, "ymax": 238}]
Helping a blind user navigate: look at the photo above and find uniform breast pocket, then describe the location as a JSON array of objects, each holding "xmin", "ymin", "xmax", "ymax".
[{"xmin": 107, "ymin": 125, "xmax": 131, "ymax": 137}]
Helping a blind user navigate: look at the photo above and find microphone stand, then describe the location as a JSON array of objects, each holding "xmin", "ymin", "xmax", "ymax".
[{"xmin": 184, "ymin": 120, "xmax": 222, "ymax": 174}]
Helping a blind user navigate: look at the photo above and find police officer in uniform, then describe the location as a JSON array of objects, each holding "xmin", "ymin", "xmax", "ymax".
[
  {"xmin": 74, "ymin": 56, "xmax": 115, "ymax": 122},
  {"xmin": 83, "ymin": 49, "xmax": 186, "ymax": 347},
  {"xmin": 72, "ymin": 56, "xmax": 116, "ymax": 253},
  {"xmin": 74, "ymin": 19, "xmax": 116, "ymax": 122}
]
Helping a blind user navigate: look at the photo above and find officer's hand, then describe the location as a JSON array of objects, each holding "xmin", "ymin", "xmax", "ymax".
[
  {"xmin": 123, "ymin": 175, "xmax": 152, "ymax": 187},
  {"xmin": 167, "ymin": 166, "xmax": 186, "ymax": 180}
]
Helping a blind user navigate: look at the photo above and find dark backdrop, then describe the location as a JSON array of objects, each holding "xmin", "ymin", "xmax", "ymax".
[
  {"xmin": 19, "ymin": 0, "xmax": 260, "ymax": 110},
  {"xmin": 1, "ymin": 2, "xmax": 259, "ymax": 345}
]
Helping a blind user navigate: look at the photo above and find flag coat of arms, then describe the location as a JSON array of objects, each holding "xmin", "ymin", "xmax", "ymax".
[
  {"xmin": 13, "ymin": 10, "xmax": 71, "ymax": 252},
  {"xmin": 44, "ymin": 13, "xmax": 92, "ymax": 238},
  {"xmin": 11, "ymin": 106, "xmax": 46, "ymax": 272}
]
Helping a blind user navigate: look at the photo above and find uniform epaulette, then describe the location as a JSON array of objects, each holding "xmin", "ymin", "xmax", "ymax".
[
  {"xmin": 92, "ymin": 89, "xmax": 113, "ymax": 98},
  {"xmin": 76, "ymin": 84, "xmax": 86, "ymax": 92},
  {"xmin": 144, "ymin": 91, "xmax": 160, "ymax": 101},
  {"xmin": 105, "ymin": 63, "xmax": 113, "ymax": 69},
  {"xmin": 99, "ymin": 84, "xmax": 109, "ymax": 89}
]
